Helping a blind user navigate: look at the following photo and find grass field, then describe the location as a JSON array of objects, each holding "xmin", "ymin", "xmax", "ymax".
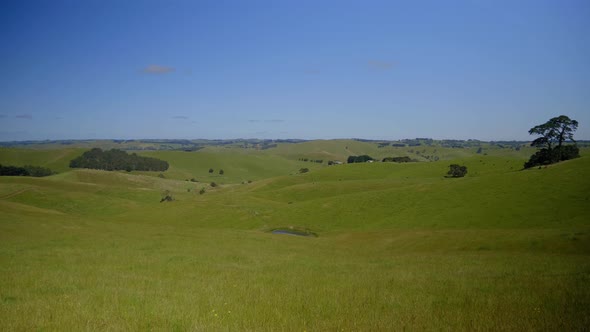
[{"xmin": 1, "ymin": 143, "xmax": 589, "ymax": 330}]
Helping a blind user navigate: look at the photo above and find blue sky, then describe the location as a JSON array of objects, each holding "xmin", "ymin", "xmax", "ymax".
[{"xmin": 1, "ymin": 0, "xmax": 589, "ymax": 141}]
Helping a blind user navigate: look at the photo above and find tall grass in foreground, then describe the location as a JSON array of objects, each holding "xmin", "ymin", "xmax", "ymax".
[{"xmin": 1, "ymin": 153, "xmax": 589, "ymax": 330}]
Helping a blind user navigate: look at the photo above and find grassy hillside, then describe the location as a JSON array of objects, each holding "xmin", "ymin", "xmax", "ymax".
[
  {"xmin": 1, "ymin": 146, "xmax": 589, "ymax": 330},
  {"xmin": 0, "ymin": 148, "xmax": 84, "ymax": 173},
  {"xmin": 137, "ymin": 149, "xmax": 318, "ymax": 183},
  {"xmin": 267, "ymin": 139, "xmax": 537, "ymax": 163}
]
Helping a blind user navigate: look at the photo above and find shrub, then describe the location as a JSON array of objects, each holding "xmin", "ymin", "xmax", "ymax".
[
  {"xmin": 210, "ymin": 182, "xmax": 217, "ymax": 187},
  {"xmin": 160, "ymin": 194, "xmax": 173, "ymax": 202},
  {"xmin": 524, "ymin": 145, "xmax": 580, "ymax": 169},
  {"xmin": 447, "ymin": 164, "xmax": 467, "ymax": 178},
  {"xmin": 299, "ymin": 168, "xmax": 309, "ymax": 174}
]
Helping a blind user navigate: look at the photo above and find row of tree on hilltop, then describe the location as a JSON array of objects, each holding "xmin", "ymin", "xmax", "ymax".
[
  {"xmin": 69, "ymin": 148, "xmax": 169, "ymax": 171},
  {"xmin": 0, "ymin": 164, "xmax": 55, "ymax": 177}
]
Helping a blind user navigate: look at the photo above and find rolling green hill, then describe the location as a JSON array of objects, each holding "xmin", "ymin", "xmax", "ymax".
[
  {"xmin": 0, "ymin": 147, "xmax": 85, "ymax": 173},
  {"xmin": 137, "ymin": 149, "xmax": 318, "ymax": 183},
  {"xmin": 1, "ymin": 143, "xmax": 589, "ymax": 330}
]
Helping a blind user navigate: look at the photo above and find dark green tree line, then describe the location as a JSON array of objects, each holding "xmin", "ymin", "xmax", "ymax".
[
  {"xmin": 0, "ymin": 164, "xmax": 55, "ymax": 177},
  {"xmin": 69, "ymin": 148, "xmax": 169, "ymax": 171}
]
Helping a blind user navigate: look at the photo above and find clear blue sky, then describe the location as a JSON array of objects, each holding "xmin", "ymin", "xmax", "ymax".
[{"xmin": 1, "ymin": 0, "xmax": 589, "ymax": 141}]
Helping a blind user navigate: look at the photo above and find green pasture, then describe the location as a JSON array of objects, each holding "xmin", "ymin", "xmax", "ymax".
[{"xmin": 1, "ymin": 144, "xmax": 589, "ymax": 330}]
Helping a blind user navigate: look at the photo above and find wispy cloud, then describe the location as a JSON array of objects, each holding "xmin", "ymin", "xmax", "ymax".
[
  {"xmin": 143, "ymin": 64, "xmax": 175, "ymax": 74},
  {"xmin": 368, "ymin": 60, "xmax": 394, "ymax": 70},
  {"xmin": 171, "ymin": 115, "xmax": 189, "ymax": 120},
  {"xmin": 303, "ymin": 69, "xmax": 321, "ymax": 75},
  {"xmin": 248, "ymin": 119, "xmax": 285, "ymax": 123},
  {"xmin": 16, "ymin": 114, "xmax": 32, "ymax": 120}
]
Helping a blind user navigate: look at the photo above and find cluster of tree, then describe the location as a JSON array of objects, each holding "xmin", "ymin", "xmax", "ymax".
[
  {"xmin": 0, "ymin": 164, "xmax": 55, "ymax": 177},
  {"xmin": 423, "ymin": 155, "xmax": 440, "ymax": 161},
  {"xmin": 347, "ymin": 155, "xmax": 374, "ymax": 163},
  {"xmin": 208, "ymin": 168, "xmax": 224, "ymax": 175},
  {"xmin": 259, "ymin": 143, "xmax": 278, "ymax": 150},
  {"xmin": 382, "ymin": 156, "xmax": 417, "ymax": 163},
  {"xmin": 69, "ymin": 148, "xmax": 169, "ymax": 171},
  {"xmin": 447, "ymin": 164, "xmax": 468, "ymax": 178},
  {"xmin": 440, "ymin": 139, "xmax": 481, "ymax": 148},
  {"xmin": 524, "ymin": 115, "xmax": 580, "ymax": 168},
  {"xmin": 298, "ymin": 158, "xmax": 323, "ymax": 163}
]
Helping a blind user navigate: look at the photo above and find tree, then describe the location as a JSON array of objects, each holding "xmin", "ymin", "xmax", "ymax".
[
  {"xmin": 529, "ymin": 115, "xmax": 578, "ymax": 151},
  {"xmin": 447, "ymin": 164, "xmax": 467, "ymax": 178},
  {"xmin": 219, "ymin": 169, "xmax": 224, "ymax": 175},
  {"xmin": 209, "ymin": 168, "xmax": 214, "ymax": 173},
  {"xmin": 525, "ymin": 115, "xmax": 579, "ymax": 168}
]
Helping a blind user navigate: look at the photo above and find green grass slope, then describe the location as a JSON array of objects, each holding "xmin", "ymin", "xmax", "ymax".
[
  {"xmin": 137, "ymin": 149, "xmax": 318, "ymax": 183},
  {"xmin": 1, "ymin": 150, "xmax": 589, "ymax": 330},
  {"xmin": 0, "ymin": 148, "xmax": 85, "ymax": 173}
]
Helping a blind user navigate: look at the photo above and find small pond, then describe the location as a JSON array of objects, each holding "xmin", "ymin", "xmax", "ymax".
[{"xmin": 270, "ymin": 228, "xmax": 317, "ymax": 237}]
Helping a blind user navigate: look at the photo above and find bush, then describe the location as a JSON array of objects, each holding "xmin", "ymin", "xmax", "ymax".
[
  {"xmin": 209, "ymin": 168, "xmax": 214, "ymax": 173},
  {"xmin": 524, "ymin": 145, "xmax": 580, "ymax": 169},
  {"xmin": 199, "ymin": 188, "xmax": 206, "ymax": 195},
  {"xmin": 219, "ymin": 169, "xmax": 224, "ymax": 175},
  {"xmin": 299, "ymin": 168, "xmax": 309, "ymax": 174},
  {"xmin": 210, "ymin": 182, "xmax": 217, "ymax": 187},
  {"xmin": 447, "ymin": 164, "xmax": 467, "ymax": 178}
]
